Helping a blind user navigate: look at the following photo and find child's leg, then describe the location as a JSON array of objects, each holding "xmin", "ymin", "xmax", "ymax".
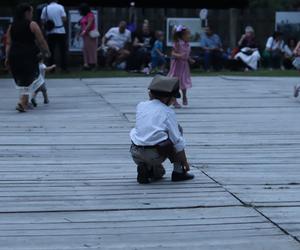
[
  {"xmin": 294, "ymin": 85, "xmax": 300, "ymax": 98},
  {"xmin": 30, "ymin": 87, "xmax": 41, "ymax": 107},
  {"xmin": 41, "ymin": 84, "xmax": 49, "ymax": 103},
  {"xmin": 182, "ymin": 89, "xmax": 188, "ymax": 105},
  {"xmin": 158, "ymin": 56, "xmax": 166, "ymax": 73}
]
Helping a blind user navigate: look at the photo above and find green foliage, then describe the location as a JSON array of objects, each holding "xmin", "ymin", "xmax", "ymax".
[{"xmin": 249, "ymin": 0, "xmax": 300, "ymax": 10}]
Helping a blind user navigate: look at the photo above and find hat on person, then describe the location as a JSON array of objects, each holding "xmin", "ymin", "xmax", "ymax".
[{"xmin": 148, "ymin": 75, "xmax": 181, "ymax": 98}]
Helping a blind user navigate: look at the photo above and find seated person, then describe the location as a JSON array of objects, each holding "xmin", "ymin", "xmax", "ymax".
[
  {"xmin": 130, "ymin": 75, "xmax": 194, "ymax": 184},
  {"xmin": 283, "ymin": 38, "xmax": 297, "ymax": 70},
  {"xmin": 151, "ymin": 30, "xmax": 166, "ymax": 74},
  {"xmin": 102, "ymin": 21, "xmax": 131, "ymax": 68},
  {"xmin": 200, "ymin": 26, "xmax": 224, "ymax": 71},
  {"xmin": 127, "ymin": 21, "xmax": 154, "ymax": 73},
  {"xmin": 234, "ymin": 26, "xmax": 261, "ymax": 71},
  {"xmin": 263, "ymin": 31, "xmax": 285, "ymax": 69}
]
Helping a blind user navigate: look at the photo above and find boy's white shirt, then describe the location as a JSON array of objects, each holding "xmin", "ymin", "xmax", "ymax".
[{"xmin": 130, "ymin": 99, "xmax": 185, "ymax": 152}]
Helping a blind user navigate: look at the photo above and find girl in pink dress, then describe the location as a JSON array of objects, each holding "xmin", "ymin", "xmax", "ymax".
[
  {"xmin": 168, "ymin": 25, "xmax": 195, "ymax": 108},
  {"xmin": 79, "ymin": 3, "xmax": 98, "ymax": 70}
]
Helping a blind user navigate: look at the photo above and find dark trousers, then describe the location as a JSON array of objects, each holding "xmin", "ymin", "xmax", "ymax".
[
  {"xmin": 47, "ymin": 34, "xmax": 67, "ymax": 70},
  {"xmin": 203, "ymin": 50, "xmax": 223, "ymax": 71}
]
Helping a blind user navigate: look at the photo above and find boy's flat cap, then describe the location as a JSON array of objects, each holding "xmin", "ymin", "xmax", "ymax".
[{"xmin": 148, "ymin": 75, "xmax": 181, "ymax": 98}]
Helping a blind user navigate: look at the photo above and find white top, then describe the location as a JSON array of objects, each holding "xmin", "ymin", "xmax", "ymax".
[
  {"xmin": 39, "ymin": 63, "xmax": 47, "ymax": 82},
  {"xmin": 283, "ymin": 44, "xmax": 293, "ymax": 57},
  {"xmin": 104, "ymin": 27, "xmax": 131, "ymax": 50},
  {"xmin": 41, "ymin": 2, "xmax": 66, "ymax": 34},
  {"xmin": 130, "ymin": 99, "xmax": 185, "ymax": 152},
  {"xmin": 265, "ymin": 37, "xmax": 285, "ymax": 51}
]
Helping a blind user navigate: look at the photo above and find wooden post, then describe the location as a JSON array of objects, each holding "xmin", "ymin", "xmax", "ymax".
[{"xmin": 229, "ymin": 8, "xmax": 238, "ymax": 48}]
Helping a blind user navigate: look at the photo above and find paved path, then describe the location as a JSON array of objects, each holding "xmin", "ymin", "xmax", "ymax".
[{"xmin": 0, "ymin": 76, "xmax": 300, "ymax": 249}]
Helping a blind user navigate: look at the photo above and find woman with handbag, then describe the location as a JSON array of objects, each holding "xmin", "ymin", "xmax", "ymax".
[{"xmin": 79, "ymin": 3, "xmax": 99, "ymax": 70}]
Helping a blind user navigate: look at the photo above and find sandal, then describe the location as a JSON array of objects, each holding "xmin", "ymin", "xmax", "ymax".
[
  {"xmin": 173, "ymin": 102, "xmax": 182, "ymax": 109},
  {"xmin": 16, "ymin": 103, "xmax": 26, "ymax": 112}
]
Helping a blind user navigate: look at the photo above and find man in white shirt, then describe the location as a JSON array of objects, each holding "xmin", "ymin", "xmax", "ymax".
[
  {"xmin": 41, "ymin": 0, "xmax": 68, "ymax": 71},
  {"xmin": 102, "ymin": 21, "xmax": 131, "ymax": 68},
  {"xmin": 130, "ymin": 76, "xmax": 194, "ymax": 184}
]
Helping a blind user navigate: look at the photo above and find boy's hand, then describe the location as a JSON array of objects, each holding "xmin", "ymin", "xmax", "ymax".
[{"xmin": 183, "ymin": 161, "xmax": 190, "ymax": 172}]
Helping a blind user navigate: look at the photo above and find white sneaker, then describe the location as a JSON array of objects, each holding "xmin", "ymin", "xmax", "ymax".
[{"xmin": 142, "ymin": 67, "xmax": 150, "ymax": 75}]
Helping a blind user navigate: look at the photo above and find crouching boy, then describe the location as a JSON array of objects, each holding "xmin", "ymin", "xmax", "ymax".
[{"xmin": 130, "ymin": 75, "xmax": 194, "ymax": 184}]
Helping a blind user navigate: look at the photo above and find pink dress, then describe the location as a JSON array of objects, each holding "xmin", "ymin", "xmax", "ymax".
[
  {"xmin": 80, "ymin": 12, "xmax": 98, "ymax": 65},
  {"xmin": 168, "ymin": 40, "xmax": 192, "ymax": 90}
]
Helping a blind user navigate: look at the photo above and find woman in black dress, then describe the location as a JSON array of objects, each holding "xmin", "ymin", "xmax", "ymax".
[{"xmin": 5, "ymin": 3, "xmax": 50, "ymax": 112}]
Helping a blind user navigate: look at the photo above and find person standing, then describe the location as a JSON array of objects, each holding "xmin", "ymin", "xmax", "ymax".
[
  {"xmin": 168, "ymin": 25, "xmax": 195, "ymax": 108},
  {"xmin": 41, "ymin": 0, "xmax": 68, "ymax": 72},
  {"xmin": 151, "ymin": 31, "xmax": 166, "ymax": 74},
  {"xmin": 31, "ymin": 54, "xmax": 56, "ymax": 107},
  {"xmin": 5, "ymin": 3, "xmax": 50, "ymax": 112},
  {"xmin": 79, "ymin": 3, "xmax": 98, "ymax": 70}
]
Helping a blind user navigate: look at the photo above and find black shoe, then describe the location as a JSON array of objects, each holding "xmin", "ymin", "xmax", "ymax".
[
  {"xmin": 44, "ymin": 98, "xmax": 49, "ymax": 104},
  {"xmin": 149, "ymin": 164, "xmax": 166, "ymax": 181},
  {"xmin": 137, "ymin": 165, "xmax": 150, "ymax": 184},
  {"xmin": 16, "ymin": 103, "xmax": 26, "ymax": 112},
  {"xmin": 171, "ymin": 171, "xmax": 194, "ymax": 182},
  {"xmin": 31, "ymin": 98, "xmax": 37, "ymax": 107}
]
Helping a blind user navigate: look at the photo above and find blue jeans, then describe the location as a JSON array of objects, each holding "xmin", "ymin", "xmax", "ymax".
[
  {"xmin": 203, "ymin": 50, "xmax": 224, "ymax": 71},
  {"xmin": 151, "ymin": 55, "xmax": 166, "ymax": 68}
]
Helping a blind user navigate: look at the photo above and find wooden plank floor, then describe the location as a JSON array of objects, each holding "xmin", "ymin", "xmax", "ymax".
[{"xmin": 0, "ymin": 76, "xmax": 300, "ymax": 249}]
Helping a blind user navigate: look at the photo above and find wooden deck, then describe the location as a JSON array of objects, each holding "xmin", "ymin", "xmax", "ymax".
[{"xmin": 0, "ymin": 76, "xmax": 300, "ymax": 249}]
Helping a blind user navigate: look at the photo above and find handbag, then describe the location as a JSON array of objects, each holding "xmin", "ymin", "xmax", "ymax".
[{"xmin": 89, "ymin": 29, "xmax": 100, "ymax": 38}]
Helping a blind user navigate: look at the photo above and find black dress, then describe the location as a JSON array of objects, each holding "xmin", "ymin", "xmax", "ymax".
[{"xmin": 9, "ymin": 20, "xmax": 39, "ymax": 87}]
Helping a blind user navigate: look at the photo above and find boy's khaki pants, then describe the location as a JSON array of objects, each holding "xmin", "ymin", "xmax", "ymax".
[{"xmin": 130, "ymin": 144, "xmax": 166, "ymax": 178}]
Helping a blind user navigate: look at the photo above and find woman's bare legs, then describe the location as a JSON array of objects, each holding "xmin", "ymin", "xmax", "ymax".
[
  {"xmin": 20, "ymin": 95, "xmax": 29, "ymax": 108},
  {"xmin": 16, "ymin": 94, "xmax": 29, "ymax": 112}
]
